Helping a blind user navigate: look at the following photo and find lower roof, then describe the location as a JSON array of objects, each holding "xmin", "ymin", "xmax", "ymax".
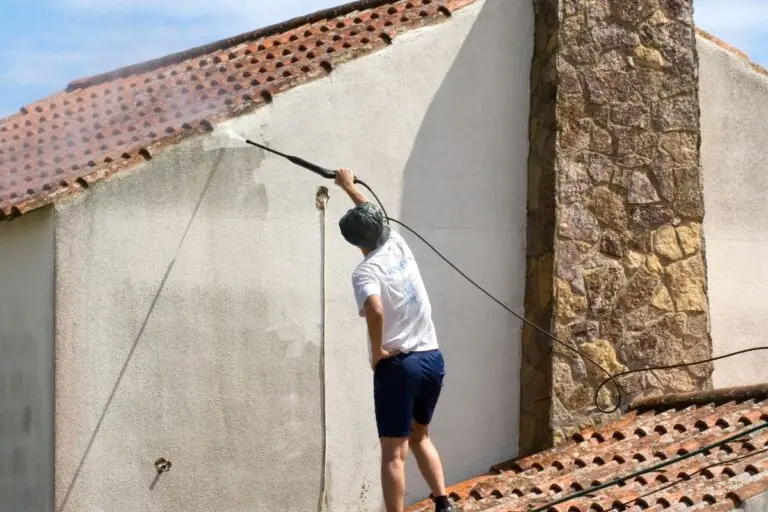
[{"xmin": 407, "ymin": 384, "xmax": 768, "ymax": 511}]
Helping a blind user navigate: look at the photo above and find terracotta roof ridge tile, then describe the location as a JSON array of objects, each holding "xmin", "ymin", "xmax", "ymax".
[
  {"xmin": 66, "ymin": 0, "xmax": 477, "ymax": 93},
  {"xmin": 697, "ymin": 28, "xmax": 768, "ymax": 78},
  {"xmin": 629, "ymin": 384, "xmax": 768, "ymax": 413}
]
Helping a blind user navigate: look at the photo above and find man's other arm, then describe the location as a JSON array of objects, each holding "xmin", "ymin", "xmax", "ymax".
[{"xmin": 363, "ymin": 295, "xmax": 390, "ymax": 369}]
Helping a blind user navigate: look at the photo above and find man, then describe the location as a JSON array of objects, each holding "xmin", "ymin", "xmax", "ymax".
[{"xmin": 335, "ymin": 169, "xmax": 457, "ymax": 512}]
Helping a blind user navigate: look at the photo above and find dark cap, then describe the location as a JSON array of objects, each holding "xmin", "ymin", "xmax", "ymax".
[{"xmin": 339, "ymin": 202, "xmax": 390, "ymax": 250}]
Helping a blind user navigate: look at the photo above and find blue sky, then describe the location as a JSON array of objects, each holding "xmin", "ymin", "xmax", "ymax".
[{"xmin": 0, "ymin": 0, "xmax": 765, "ymax": 117}]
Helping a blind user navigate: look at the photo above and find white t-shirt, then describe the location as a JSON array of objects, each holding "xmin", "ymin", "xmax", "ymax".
[{"xmin": 351, "ymin": 230, "xmax": 439, "ymax": 358}]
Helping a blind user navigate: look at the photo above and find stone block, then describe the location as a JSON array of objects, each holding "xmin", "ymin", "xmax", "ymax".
[
  {"xmin": 559, "ymin": 203, "xmax": 601, "ymax": 243},
  {"xmin": 651, "ymin": 285, "xmax": 674, "ymax": 311},
  {"xmin": 581, "ymin": 152, "xmax": 616, "ymax": 183},
  {"xmin": 627, "ymin": 171, "xmax": 660, "ymax": 204},
  {"xmin": 674, "ymin": 166, "xmax": 705, "ymax": 219},
  {"xmin": 629, "ymin": 205, "xmax": 675, "ymax": 229},
  {"xmin": 590, "ymin": 187, "xmax": 628, "ymax": 231},
  {"xmin": 665, "ymin": 256, "xmax": 708, "ymax": 312},
  {"xmin": 612, "ymin": 0, "xmax": 661, "ymax": 25},
  {"xmin": 653, "ymin": 225, "xmax": 683, "ymax": 261},
  {"xmin": 650, "ymin": 150, "xmax": 676, "ymax": 201},
  {"xmin": 658, "ymin": 0, "xmax": 693, "ymax": 21},
  {"xmin": 620, "ymin": 266, "xmax": 661, "ymax": 310},
  {"xmin": 593, "ymin": 24, "xmax": 640, "ymax": 52},
  {"xmin": 560, "ymin": 161, "xmax": 592, "ymax": 204},
  {"xmin": 600, "ymin": 230, "xmax": 623, "ymax": 258},
  {"xmin": 659, "ymin": 132, "xmax": 697, "ymax": 165},
  {"xmin": 653, "ymin": 96, "xmax": 698, "ymax": 132},
  {"xmin": 634, "ymin": 45, "xmax": 665, "ymax": 69},
  {"xmin": 646, "ymin": 254, "xmax": 663, "ymax": 273},
  {"xmin": 584, "ymin": 264, "xmax": 625, "ymax": 315}
]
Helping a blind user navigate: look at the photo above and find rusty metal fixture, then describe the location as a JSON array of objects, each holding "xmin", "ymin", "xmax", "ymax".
[
  {"xmin": 154, "ymin": 457, "xmax": 172, "ymax": 474},
  {"xmin": 315, "ymin": 185, "xmax": 330, "ymax": 210}
]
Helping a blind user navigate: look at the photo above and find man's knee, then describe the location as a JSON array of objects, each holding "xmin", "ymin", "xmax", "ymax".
[
  {"xmin": 381, "ymin": 437, "xmax": 409, "ymax": 463},
  {"xmin": 408, "ymin": 422, "xmax": 429, "ymax": 448}
]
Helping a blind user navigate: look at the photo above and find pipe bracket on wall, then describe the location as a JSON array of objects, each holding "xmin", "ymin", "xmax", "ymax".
[{"xmin": 315, "ymin": 186, "xmax": 330, "ymax": 512}]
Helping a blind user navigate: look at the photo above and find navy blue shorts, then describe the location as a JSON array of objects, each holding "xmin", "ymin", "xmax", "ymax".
[{"xmin": 373, "ymin": 349, "xmax": 446, "ymax": 438}]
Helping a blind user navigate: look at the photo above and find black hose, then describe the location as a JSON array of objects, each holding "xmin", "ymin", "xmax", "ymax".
[
  {"xmin": 355, "ymin": 179, "xmax": 622, "ymax": 411},
  {"xmin": 595, "ymin": 345, "xmax": 768, "ymax": 412}
]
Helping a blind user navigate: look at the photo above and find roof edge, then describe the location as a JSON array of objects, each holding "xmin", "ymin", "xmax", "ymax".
[
  {"xmin": 696, "ymin": 28, "xmax": 768, "ymax": 78},
  {"xmin": 66, "ymin": 0, "xmax": 402, "ymax": 92},
  {"xmin": 629, "ymin": 383, "xmax": 768, "ymax": 413},
  {"xmin": 3, "ymin": 0, "xmax": 480, "ymax": 220}
]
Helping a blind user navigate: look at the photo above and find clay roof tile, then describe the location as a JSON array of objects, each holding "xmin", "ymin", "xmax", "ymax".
[{"xmin": 406, "ymin": 385, "xmax": 768, "ymax": 512}]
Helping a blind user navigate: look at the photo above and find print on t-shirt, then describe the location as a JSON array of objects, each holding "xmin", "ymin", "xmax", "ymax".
[{"xmin": 351, "ymin": 231, "xmax": 438, "ymax": 359}]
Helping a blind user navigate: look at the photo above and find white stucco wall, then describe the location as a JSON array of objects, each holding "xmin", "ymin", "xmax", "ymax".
[
  {"xmin": 0, "ymin": 207, "xmax": 54, "ymax": 512},
  {"xmin": 698, "ymin": 36, "xmax": 768, "ymax": 389},
  {"xmin": 744, "ymin": 492, "xmax": 768, "ymax": 511},
  {"xmin": 53, "ymin": 1, "xmax": 532, "ymax": 510},
  {"xmin": 396, "ymin": 0, "xmax": 531, "ymax": 502}
]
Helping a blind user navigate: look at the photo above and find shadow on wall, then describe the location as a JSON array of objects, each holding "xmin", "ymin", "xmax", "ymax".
[{"xmin": 398, "ymin": 0, "xmax": 532, "ymax": 504}]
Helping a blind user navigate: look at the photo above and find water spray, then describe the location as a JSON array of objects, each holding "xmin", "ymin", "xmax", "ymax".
[
  {"xmin": 208, "ymin": 128, "xmax": 388, "ymax": 218},
  {"xmin": 204, "ymin": 128, "xmax": 336, "ymax": 179}
]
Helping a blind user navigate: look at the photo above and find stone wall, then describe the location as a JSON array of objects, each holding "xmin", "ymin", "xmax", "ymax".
[
  {"xmin": 520, "ymin": 0, "xmax": 559, "ymax": 456},
  {"xmin": 521, "ymin": 0, "xmax": 712, "ymax": 453}
]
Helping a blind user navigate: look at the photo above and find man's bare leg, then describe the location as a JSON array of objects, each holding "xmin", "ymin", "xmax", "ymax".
[
  {"xmin": 380, "ymin": 437, "xmax": 409, "ymax": 512},
  {"xmin": 408, "ymin": 422, "xmax": 447, "ymax": 499}
]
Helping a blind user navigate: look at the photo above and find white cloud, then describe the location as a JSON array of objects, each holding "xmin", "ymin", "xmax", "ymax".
[{"xmin": 0, "ymin": 51, "xmax": 90, "ymax": 87}]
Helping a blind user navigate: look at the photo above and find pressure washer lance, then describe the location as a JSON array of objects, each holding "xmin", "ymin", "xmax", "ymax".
[
  {"xmin": 245, "ymin": 139, "xmax": 389, "ymax": 219},
  {"xmin": 245, "ymin": 139, "xmax": 343, "ymax": 181}
]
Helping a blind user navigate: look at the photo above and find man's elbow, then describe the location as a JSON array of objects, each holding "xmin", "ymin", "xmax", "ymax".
[{"xmin": 364, "ymin": 297, "xmax": 385, "ymax": 318}]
